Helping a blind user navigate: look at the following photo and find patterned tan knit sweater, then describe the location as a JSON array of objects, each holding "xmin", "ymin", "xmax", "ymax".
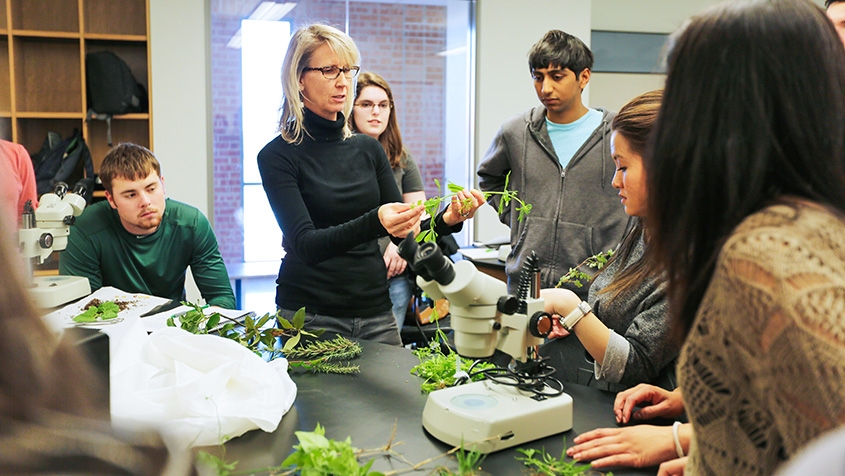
[{"xmin": 679, "ymin": 202, "xmax": 845, "ymax": 475}]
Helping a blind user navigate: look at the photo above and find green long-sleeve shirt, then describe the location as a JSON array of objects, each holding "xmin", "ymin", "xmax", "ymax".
[{"xmin": 60, "ymin": 198, "xmax": 235, "ymax": 308}]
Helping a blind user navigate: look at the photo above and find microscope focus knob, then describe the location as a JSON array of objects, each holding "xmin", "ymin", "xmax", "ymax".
[
  {"xmin": 529, "ymin": 311, "xmax": 553, "ymax": 338},
  {"xmin": 39, "ymin": 233, "xmax": 54, "ymax": 249},
  {"xmin": 496, "ymin": 295, "xmax": 520, "ymax": 315}
]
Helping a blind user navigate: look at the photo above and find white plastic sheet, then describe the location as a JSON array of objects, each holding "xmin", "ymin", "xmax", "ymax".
[{"xmin": 111, "ymin": 325, "xmax": 296, "ymax": 449}]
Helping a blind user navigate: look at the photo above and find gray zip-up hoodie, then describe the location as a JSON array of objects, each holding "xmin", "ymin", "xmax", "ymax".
[{"xmin": 477, "ymin": 106, "xmax": 631, "ymax": 298}]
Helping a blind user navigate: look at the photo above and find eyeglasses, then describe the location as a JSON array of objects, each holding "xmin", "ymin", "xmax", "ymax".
[
  {"xmin": 303, "ymin": 65, "xmax": 360, "ymax": 80},
  {"xmin": 354, "ymin": 101, "xmax": 392, "ymax": 111}
]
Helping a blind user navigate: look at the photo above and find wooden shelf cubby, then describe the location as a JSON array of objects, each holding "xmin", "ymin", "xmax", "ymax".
[
  {"xmin": 1, "ymin": 0, "xmax": 151, "ymax": 174},
  {"xmin": 11, "ymin": 0, "xmax": 79, "ymax": 33},
  {"xmin": 0, "ymin": 37, "xmax": 8, "ymax": 112}
]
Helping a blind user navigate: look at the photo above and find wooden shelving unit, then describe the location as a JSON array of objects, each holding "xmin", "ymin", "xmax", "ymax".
[{"xmin": 1, "ymin": 0, "xmax": 151, "ymax": 172}]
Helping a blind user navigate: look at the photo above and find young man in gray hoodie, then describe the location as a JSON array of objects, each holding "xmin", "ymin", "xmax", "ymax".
[{"xmin": 477, "ymin": 30, "xmax": 630, "ymax": 299}]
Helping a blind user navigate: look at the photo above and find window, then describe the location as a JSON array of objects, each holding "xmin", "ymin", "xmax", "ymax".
[{"xmin": 211, "ymin": 0, "xmax": 476, "ymax": 264}]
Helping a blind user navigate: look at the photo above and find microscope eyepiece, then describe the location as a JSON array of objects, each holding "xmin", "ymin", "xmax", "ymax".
[
  {"xmin": 397, "ymin": 232, "xmax": 456, "ymax": 285},
  {"xmin": 52, "ymin": 182, "xmax": 69, "ymax": 198},
  {"xmin": 397, "ymin": 232, "xmax": 419, "ymax": 263},
  {"xmin": 415, "ymin": 242, "xmax": 455, "ymax": 285}
]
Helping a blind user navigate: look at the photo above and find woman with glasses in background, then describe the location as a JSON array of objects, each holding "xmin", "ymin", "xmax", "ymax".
[
  {"xmin": 258, "ymin": 24, "xmax": 483, "ymax": 345},
  {"xmin": 349, "ymin": 71, "xmax": 425, "ymax": 331}
]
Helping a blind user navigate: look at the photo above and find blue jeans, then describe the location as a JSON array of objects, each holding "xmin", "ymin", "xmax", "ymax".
[
  {"xmin": 276, "ymin": 307, "xmax": 402, "ymax": 346},
  {"xmin": 388, "ymin": 274, "xmax": 415, "ymax": 329}
]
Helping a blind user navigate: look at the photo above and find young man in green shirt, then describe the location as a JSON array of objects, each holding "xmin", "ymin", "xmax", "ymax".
[{"xmin": 60, "ymin": 143, "xmax": 235, "ymax": 308}]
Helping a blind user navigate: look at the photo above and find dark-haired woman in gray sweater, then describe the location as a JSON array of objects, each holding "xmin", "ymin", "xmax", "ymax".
[{"xmin": 541, "ymin": 89, "xmax": 678, "ymax": 391}]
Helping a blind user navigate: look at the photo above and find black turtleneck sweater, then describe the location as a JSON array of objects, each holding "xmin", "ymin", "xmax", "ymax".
[{"xmin": 258, "ymin": 109, "xmax": 456, "ymax": 317}]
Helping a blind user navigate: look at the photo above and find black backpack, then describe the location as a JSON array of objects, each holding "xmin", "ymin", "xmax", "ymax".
[
  {"xmin": 85, "ymin": 51, "xmax": 148, "ymax": 116},
  {"xmin": 31, "ymin": 129, "xmax": 95, "ymax": 196}
]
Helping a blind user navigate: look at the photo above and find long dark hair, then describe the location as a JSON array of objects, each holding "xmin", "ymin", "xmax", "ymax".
[
  {"xmin": 598, "ymin": 89, "xmax": 663, "ymax": 301},
  {"xmin": 0, "ymin": 220, "xmax": 105, "ymax": 422},
  {"xmin": 647, "ymin": 0, "xmax": 845, "ymax": 337}
]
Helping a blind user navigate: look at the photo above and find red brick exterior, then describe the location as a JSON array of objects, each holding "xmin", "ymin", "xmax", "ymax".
[{"xmin": 211, "ymin": 1, "xmax": 448, "ymax": 264}]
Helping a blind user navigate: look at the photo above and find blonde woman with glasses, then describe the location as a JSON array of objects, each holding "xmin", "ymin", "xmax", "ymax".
[{"xmin": 258, "ymin": 24, "xmax": 482, "ymax": 345}]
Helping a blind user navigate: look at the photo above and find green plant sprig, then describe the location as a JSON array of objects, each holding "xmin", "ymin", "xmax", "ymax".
[
  {"xmin": 516, "ymin": 444, "xmax": 613, "ymax": 475},
  {"xmin": 166, "ymin": 302, "xmax": 221, "ymax": 333},
  {"xmin": 435, "ymin": 444, "xmax": 486, "ymax": 476},
  {"xmin": 168, "ymin": 304, "xmax": 361, "ymax": 374},
  {"xmin": 555, "ymin": 249, "xmax": 615, "ymax": 289},
  {"xmin": 412, "ymin": 173, "xmax": 531, "ymax": 243},
  {"xmin": 280, "ymin": 423, "xmax": 383, "ymax": 476},
  {"xmin": 410, "ymin": 338, "xmax": 495, "ymax": 393},
  {"xmin": 284, "ymin": 335, "xmax": 363, "ymax": 374},
  {"xmin": 492, "ymin": 169, "xmax": 532, "ymax": 222},
  {"xmin": 283, "ymin": 334, "xmax": 363, "ymax": 360}
]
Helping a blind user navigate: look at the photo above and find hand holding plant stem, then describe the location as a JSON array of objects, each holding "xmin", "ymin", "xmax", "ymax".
[{"xmin": 414, "ymin": 172, "xmax": 531, "ymax": 243}]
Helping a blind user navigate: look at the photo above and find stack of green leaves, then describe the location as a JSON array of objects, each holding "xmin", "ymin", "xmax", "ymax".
[{"xmin": 72, "ymin": 301, "xmax": 121, "ymax": 322}]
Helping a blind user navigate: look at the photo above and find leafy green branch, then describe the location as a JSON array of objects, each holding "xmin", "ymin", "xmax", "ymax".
[
  {"xmin": 413, "ymin": 172, "xmax": 531, "ymax": 243},
  {"xmin": 279, "ymin": 423, "xmax": 381, "ymax": 476},
  {"xmin": 167, "ymin": 303, "xmax": 361, "ymax": 374},
  {"xmin": 555, "ymin": 250, "xmax": 615, "ymax": 289},
  {"xmin": 283, "ymin": 335, "xmax": 363, "ymax": 374}
]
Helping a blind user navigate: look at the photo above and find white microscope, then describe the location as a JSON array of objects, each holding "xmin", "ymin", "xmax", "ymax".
[
  {"xmin": 19, "ymin": 181, "xmax": 91, "ymax": 308},
  {"xmin": 398, "ymin": 236, "xmax": 573, "ymax": 453}
]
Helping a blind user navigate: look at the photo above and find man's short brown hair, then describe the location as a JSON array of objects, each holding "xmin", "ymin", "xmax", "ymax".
[{"xmin": 98, "ymin": 143, "xmax": 161, "ymax": 193}]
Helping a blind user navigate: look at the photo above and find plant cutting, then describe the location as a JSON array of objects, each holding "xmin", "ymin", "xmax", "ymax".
[
  {"xmin": 516, "ymin": 445, "xmax": 612, "ymax": 476},
  {"xmin": 72, "ymin": 300, "xmax": 121, "ymax": 322},
  {"xmin": 414, "ymin": 173, "xmax": 531, "ymax": 243},
  {"xmin": 555, "ymin": 250, "xmax": 615, "ymax": 289},
  {"xmin": 410, "ymin": 329, "xmax": 496, "ymax": 393},
  {"xmin": 168, "ymin": 303, "xmax": 362, "ymax": 374},
  {"xmin": 280, "ymin": 423, "xmax": 382, "ymax": 476}
]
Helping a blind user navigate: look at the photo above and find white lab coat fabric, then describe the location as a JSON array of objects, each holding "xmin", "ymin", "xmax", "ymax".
[{"xmin": 110, "ymin": 323, "xmax": 296, "ymax": 449}]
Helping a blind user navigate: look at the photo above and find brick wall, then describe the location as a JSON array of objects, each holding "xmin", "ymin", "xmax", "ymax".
[
  {"xmin": 211, "ymin": 1, "xmax": 448, "ymax": 264},
  {"xmin": 210, "ymin": 12, "xmax": 245, "ymax": 264}
]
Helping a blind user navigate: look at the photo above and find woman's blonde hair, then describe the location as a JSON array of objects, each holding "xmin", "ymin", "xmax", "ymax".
[{"xmin": 279, "ymin": 23, "xmax": 360, "ymax": 144}]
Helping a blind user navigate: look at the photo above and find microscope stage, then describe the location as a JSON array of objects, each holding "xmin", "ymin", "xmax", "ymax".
[
  {"xmin": 422, "ymin": 379, "xmax": 573, "ymax": 453},
  {"xmin": 30, "ymin": 275, "xmax": 91, "ymax": 309}
]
